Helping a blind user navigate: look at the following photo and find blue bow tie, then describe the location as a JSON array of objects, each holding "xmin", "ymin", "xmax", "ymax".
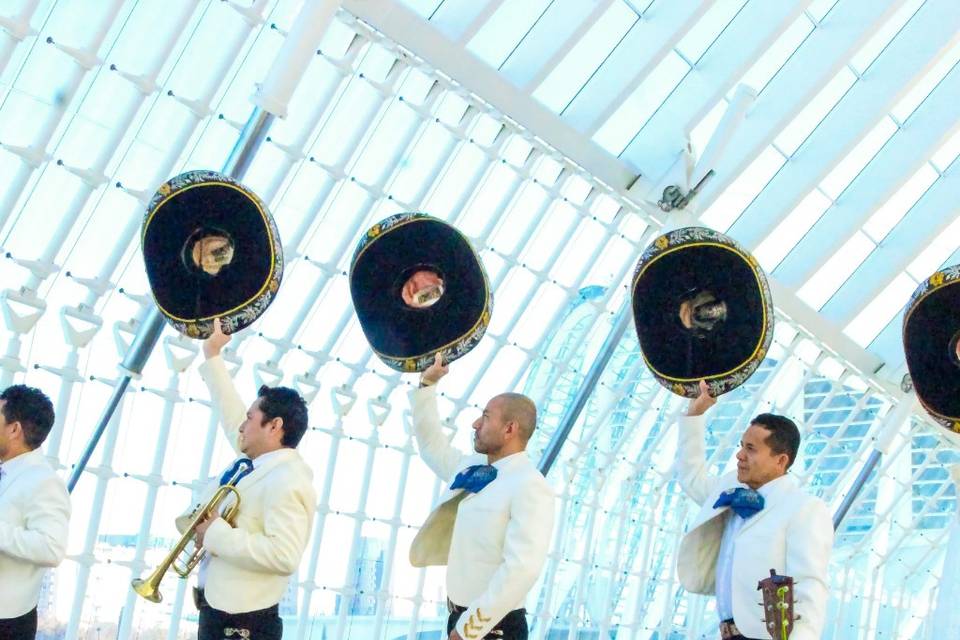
[
  {"xmin": 713, "ymin": 487, "xmax": 764, "ymax": 519},
  {"xmin": 220, "ymin": 458, "xmax": 254, "ymax": 486},
  {"xmin": 450, "ymin": 464, "xmax": 498, "ymax": 494}
]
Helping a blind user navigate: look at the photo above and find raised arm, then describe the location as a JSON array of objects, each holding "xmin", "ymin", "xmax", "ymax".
[
  {"xmin": 197, "ymin": 319, "xmax": 246, "ymax": 454},
  {"xmin": 408, "ymin": 354, "xmax": 466, "ymax": 482},
  {"xmin": 674, "ymin": 380, "xmax": 720, "ymax": 505}
]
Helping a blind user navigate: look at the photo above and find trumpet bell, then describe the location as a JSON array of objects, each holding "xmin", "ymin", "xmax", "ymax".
[{"xmin": 131, "ymin": 575, "xmax": 163, "ymax": 603}]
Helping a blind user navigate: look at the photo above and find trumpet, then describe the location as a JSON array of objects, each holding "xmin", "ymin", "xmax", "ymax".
[{"xmin": 132, "ymin": 462, "xmax": 249, "ymax": 603}]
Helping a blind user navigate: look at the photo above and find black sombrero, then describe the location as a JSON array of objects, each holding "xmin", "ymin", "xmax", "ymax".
[
  {"xmin": 141, "ymin": 170, "xmax": 283, "ymax": 339},
  {"xmin": 903, "ymin": 265, "xmax": 960, "ymax": 433},
  {"xmin": 349, "ymin": 213, "xmax": 491, "ymax": 372},
  {"xmin": 632, "ymin": 226, "xmax": 773, "ymax": 398}
]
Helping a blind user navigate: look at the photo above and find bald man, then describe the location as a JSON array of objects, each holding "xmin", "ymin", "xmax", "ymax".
[{"xmin": 409, "ymin": 354, "xmax": 555, "ymax": 640}]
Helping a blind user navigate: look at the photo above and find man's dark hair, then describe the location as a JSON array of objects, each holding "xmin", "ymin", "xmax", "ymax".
[
  {"xmin": 751, "ymin": 413, "xmax": 801, "ymax": 469},
  {"xmin": 257, "ymin": 385, "xmax": 309, "ymax": 447},
  {"xmin": 1, "ymin": 385, "xmax": 55, "ymax": 450}
]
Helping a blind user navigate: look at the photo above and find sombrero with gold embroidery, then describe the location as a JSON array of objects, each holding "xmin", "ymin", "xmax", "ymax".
[
  {"xmin": 903, "ymin": 265, "xmax": 960, "ymax": 433},
  {"xmin": 349, "ymin": 213, "xmax": 491, "ymax": 372},
  {"xmin": 141, "ymin": 170, "xmax": 283, "ymax": 339},
  {"xmin": 632, "ymin": 226, "xmax": 773, "ymax": 398}
]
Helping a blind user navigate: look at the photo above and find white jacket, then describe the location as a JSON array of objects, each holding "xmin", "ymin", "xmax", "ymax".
[
  {"xmin": 408, "ymin": 385, "xmax": 555, "ymax": 640},
  {"xmin": 0, "ymin": 448, "xmax": 70, "ymax": 618},
  {"xmin": 675, "ymin": 414, "xmax": 833, "ymax": 640},
  {"xmin": 196, "ymin": 356, "xmax": 316, "ymax": 614}
]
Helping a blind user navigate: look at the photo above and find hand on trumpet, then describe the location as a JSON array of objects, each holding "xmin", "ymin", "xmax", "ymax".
[
  {"xmin": 203, "ymin": 318, "xmax": 232, "ymax": 360},
  {"xmin": 194, "ymin": 512, "xmax": 220, "ymax": 548}
]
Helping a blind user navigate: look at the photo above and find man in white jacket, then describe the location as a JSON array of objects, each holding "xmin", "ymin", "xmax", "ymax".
[
  {"xmin": 675, "ymin": 381, "xmax": 833, "ymax": 640},
  {"xmin": 410, "ymin": 354, "xmax": 555, "ymax": 640},
  {"xmin": 189, "ymin": 320, "xmax": 316, "ymax": 640},
  {"xmin": 0, "ymin": 385, "xmax": 70, "ymax": 639}
]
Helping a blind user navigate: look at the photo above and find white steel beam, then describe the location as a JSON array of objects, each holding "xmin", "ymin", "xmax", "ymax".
[
  {"xmin": 691, "ymin": 0, "xmax": 904, "ymax": 215},
  {"xmin": 726, "ymin": 0, "xmax": 960, "ymax": 251},
  {"xmin": 621, "ymin": 0, "xmax": 811, "ymax": 183},
  {"xmin": 341, "ymin": 0, "xmax": 643, "ymax": 193}
]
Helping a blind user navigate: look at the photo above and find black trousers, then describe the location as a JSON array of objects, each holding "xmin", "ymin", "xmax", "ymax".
[
  {"xmin": 196, "ymin": 589, "xmax": 282, "ymax": 640},
  {"xmin": 0, "ymin": 608, "xmax": 37, "ymax": 640},
  {"xmin": 447, "ymin": 606, "xmax": 528, "ymax": 639}
]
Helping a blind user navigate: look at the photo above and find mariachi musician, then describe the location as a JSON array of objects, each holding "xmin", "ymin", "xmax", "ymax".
[
  {"xmin": 633, "ymin": 227, "xmax": 832, "ymax": 640},
  {"xmin": 349, "ymin": 213, "xmax": 556, "ymax": 640},
  {"xmin": 141, "ymin": 171, "xmax": 315, "ymax": 639},
  {"xmin": 0, "ymin": 385, "xmax": 70, "ymax": 639}
]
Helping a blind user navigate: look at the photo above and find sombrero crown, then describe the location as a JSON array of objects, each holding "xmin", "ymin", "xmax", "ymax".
[{"xmin": 141, "ymin": 170, "xmax": 283, "ymax": 339}]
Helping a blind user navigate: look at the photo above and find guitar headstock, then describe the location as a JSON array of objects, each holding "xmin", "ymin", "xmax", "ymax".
[{"xmin": 758, "ymin": 568, "xmax": 795, "ymax": 640}]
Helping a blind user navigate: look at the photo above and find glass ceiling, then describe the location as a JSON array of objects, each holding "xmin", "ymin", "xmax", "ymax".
[{"xmin": 0, "ymin": 0, "xmax": 958, "ymax": 638}]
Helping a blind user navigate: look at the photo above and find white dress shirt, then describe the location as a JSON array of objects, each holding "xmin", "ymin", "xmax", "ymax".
[
  {"xmin": 714, "ymin": 475, "xmax": 786, "ymax": 621},
  {"xmin": 0, "ymin": 448, "xmax": 70, "ymax": 618},
  {"xmin": 408, "ymin": 385, "xmax": 556, "ymax": 640}
]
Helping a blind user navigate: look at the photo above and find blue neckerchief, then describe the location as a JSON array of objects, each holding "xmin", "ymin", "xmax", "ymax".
[
  {"xmin": 219, "ymin": 457, "xmax": 254, "ymax": 486},
  {"xmin": 450, "ymin": 464, "xmax": 498, "ymax": 494},
  {"xmin": 713, "ymin": 487, "xmax": 764, "ymax": 519}
]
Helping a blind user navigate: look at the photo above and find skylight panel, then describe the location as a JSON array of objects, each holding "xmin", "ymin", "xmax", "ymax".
[
  {"xmin": 532, "ymin": 154, "xmax": 563, "ymax": 184},
  {"xmin": 930, "ymin": 125, "xmax": 960, "ymax": 172},
  {"xmin": 848, "ymin": 0, "xmax": 924, "ymax": 75},
  {"xmin": 532, "ymin": 1, "xmax": 637, "ymax": 113},
  {"xmin": 509, "ymin": 282, "xmax": 569, "ymax": 349},
  {"xmin": 698, "ymin": 145, "xmax": 786, "ymax": 232},
  {"xmin": 891, "ymin": 41, "xmax": 960, "ymax": 123},
  {"xmin": 796, "ymin": 231, "xmax": 875, "ymax": 310},
  {"xmin": 805, "ymin": 0, "xmax": 841, "ymax": 22},
  {"xmin": 399, "ymin": 0, "xmax": 444, "ymax": 19},
  {"xmin": 466, "ymin": 0, "xmax": 552, "ymax": 69},
  {"xmin": 774, "ymin": 67, "xmax": 857, "ymax": 156},
  {"xmin": 551, "ymin": 218, "xmax": 608, "ymax": 288},
  {"xmin": 753, "ymin": 189, "xmax": 833, "ymax": 271},
  {"xmin": 843, "ymin": 273, "xmax": 919, "ymax": 347},
  {"xmin": 906, "ymin": 215, "xmax": 960, "ymax": 281},
  {"xmin": 675, "ymin": 0, "xmax": 747, "ymax": 64},
  {"xmin": 733, "ymin": 12, "xmax": 814, "ymax": 96},
  {"xmin": 592, "ymin": 51, "xmax": 690, "ymax": 155},
  {"xmin": 861, "ymin": 163, "xmax": 938, "ymax": 242},
  {"xmin": 818, "ymin": 116, "xmax": 898, "ymax": 200}
]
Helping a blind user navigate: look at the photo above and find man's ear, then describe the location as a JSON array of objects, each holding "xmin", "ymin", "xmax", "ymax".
[
  {"xmin": 778, "ymin": 452, "xmax": 790, "ymax": 471},
  {"xmin": 270, "ymin": 416, "xmax": 285, "ymax": 435}
]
